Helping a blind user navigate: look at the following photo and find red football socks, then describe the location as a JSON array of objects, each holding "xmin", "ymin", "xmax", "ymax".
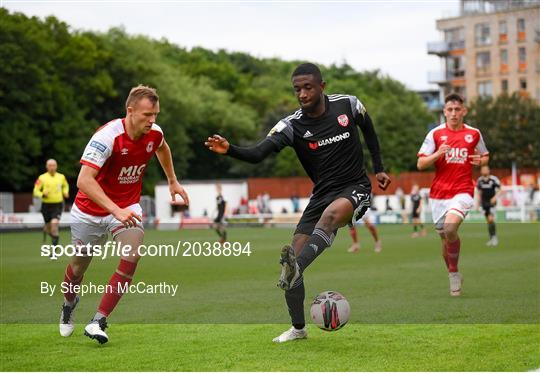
[
  {"xmin": 445, "ymin": 238, "xmax": 461, "ymax": 273},
  {"xmin": 97, "ymin": 259, "xmax": 138, "ymax": 317},
  {"xmin": 63, "ymin": 264, "xmax": 83, "ymax": 303}
]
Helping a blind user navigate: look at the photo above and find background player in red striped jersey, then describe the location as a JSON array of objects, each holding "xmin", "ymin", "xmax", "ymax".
[
  {"xmin": 417, "ymin": 93, "xmax": 489, "ymax": 296},
  {"xmin": 59, "ymin": 85, "xmax": 189, "ymax": 344}
]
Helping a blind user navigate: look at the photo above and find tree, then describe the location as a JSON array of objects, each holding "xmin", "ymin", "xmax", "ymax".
[{"xmin": 468, "ymin": 93, "xmax": 540, "ymax": 168}]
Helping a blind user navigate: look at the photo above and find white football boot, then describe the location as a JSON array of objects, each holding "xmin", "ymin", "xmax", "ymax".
[
  {"xmin": 272, "ymin": 326, "xmax": 307, "ymax": 343},
  {"xmin": 491, "ymin": 236, "xmax": 499, "ymax": 246},
  {"xmin": 84, "ymin": 317, "xmax": 109, "ymax": 344},
  {"xmin": 59, "ymin": 296, "xmax": 79, "ymax": 337},
  {"xmin": 449, "ymin": 272, "xmax": 463, "ymax": 296},
  {"xmin": 347, "ymin": 243, "xmax": 360, "ymax": 253}
]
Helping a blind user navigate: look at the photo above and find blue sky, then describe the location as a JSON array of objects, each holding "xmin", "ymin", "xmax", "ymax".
[{"xmin": 2, "ymin": 0, "xmax": 459, "ymax": 90}]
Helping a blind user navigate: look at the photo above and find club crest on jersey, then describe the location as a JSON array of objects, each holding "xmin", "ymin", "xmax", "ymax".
[
  {"xmin": 309, "ymin": 142, "xmax": 319, "ymax": 150},
  {"xmin": 121, "ymin": 148, "xmax": 129, "ymax": 155},
  {"xmin": 146, "ymin": 141, "xmax": 154, "ymax": 153},
  {"xmin": 337, "ymin": 114, "xmax": 349, "ymax": 127},
  {"xmin": 464, "ymin": 134, "xmax": 473, "ymax": 143}
]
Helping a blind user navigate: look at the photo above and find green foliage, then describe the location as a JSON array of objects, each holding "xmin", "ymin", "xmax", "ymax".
[
  {"xmin": 467, "ymin": 93, "xmax": 540, "ymax": 169},
  {"xmin": 0, "ymin": 9, "xmax": 438, "ymax": 193}
]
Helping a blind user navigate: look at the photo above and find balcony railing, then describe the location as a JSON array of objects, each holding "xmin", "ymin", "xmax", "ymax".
[
  {"xmin": 428, "ymin": 70, "xmax": 466, "ymax": 84},
  {"xmin": 427, "ymin": 41, "xmax": 450, "ymax": 55},
  {"xmin": 428, "ymin": 71, "xmax": 449, "ymax": 84}
]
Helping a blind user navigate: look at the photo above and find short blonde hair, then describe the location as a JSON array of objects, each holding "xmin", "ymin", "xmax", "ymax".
[{"xmin": 125, "ymin": 85, "xmax": 159, "ymax": 110}]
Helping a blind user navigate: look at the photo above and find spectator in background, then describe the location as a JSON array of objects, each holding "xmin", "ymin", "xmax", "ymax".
[{"xmin": 291, "ymin": 194, "xmax": 300, "ymax": 213}]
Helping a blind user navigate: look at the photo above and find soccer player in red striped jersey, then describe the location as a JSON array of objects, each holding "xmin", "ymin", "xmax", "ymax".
[
  {"xmin": 59, "ymin": 85, "xmax": 189, "ymax": 344},
  {"xmin": 417, "ymin": 93, "xmax": 489, "ymax": 296}
]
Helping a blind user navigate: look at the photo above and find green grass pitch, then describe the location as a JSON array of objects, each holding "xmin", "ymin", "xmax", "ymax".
[{"xmin": 1, "ymin": 223, "xmax": 539, "ymax": 371}]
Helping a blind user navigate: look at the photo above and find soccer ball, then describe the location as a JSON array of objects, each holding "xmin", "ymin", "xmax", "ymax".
[{"xmin": 310, "ymin": 291, "xmax": 350, "ymax": 331}]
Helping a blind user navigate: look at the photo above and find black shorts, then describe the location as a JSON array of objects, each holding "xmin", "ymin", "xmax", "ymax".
[
  {"xmin": 41, "ymin": 202, "xmax": 63, "ymax": 223},
  {"xmin": 294, "ymin": 183, "xmax": 371, "ymax": 236},
  {"xmin": 482, "ymin": 203, "xmax": 494, "ymax": 217},
  {"xmin": 411, "ymin": 206, "xmax": 420, "ymax": 219}
]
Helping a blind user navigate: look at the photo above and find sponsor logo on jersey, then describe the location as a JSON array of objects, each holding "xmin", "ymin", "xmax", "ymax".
[
  {"xmin": 121, "ymin": 148, "xmax": 129, "ymax": 155},
  {"xmin": 146, "ymin": 141, "xmax": 154, "ymax": 153},
  {"xmin": 89, "ymin": 140, "xmax": 107, "ymax": 153},
  {"xmin": 337, "ymin": 114, "xmax": 349, "ymax": 127},
  {"xmin": 84, "ymin": 149, "xmax": 102, "ymax": 163},
  {"xmin": 464, "ymin": 134, "xmax": 473, "ymax": 143},
  {"xmin": 267, "ymin": 121, "xmax": 286, "ymax": 137},
  {"xmin": 303, "ymin": 130, "xmax": 313, "ymax": 138},
  {"xmin": 445, "ymin": 148, "xmax": 468, "ymax": 164},
  {"xmin": 309, "ymin": 132, "xmax": 350, "ymax": 150},
  {"xmin": 118, "ymin": 164, "xmax": 146, "ymax": 184}
]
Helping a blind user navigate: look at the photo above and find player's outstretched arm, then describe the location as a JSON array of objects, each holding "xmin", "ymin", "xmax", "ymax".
[
  {"xmin": 417, "ymin": 143, "xmax": 451, "ymax": 170},
  {"xmin": 155, "ymin": 140, "xmax": 190, "ymax": 206},
  {"xmin": 204, "ymin": 134, "xmax": 277, "ymax": 164},
  {"xmin": 77, "ymin": 165, "xmax": 141, "ymax": 227},
  {"xmin": 358, "ymin": 113, "xmax": 391, "ymax": 190}
]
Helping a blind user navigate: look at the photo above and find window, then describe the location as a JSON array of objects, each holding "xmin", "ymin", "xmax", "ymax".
[
  {"xmin": 517, "ymin": 18, "xmax": 525, "ymax": 32},
  {"xmin": 477, "ymin": 81, "xmax": 493, "ymax": 97},
  {"xmin": 500, "ymin": 49, "xmax": 508, "ymax": 64},
  {"xmin": 447, "ymin": 56, "xmax": 465, "ymax": 78},
  {"xmin": 518, "ymin": 47, "xmax": 526, "ymax": 63},
  {"xmin": 501, "ymin": 80, "xmax": 508, "ymax": 93},
  {"xmin": 475, "ymin": 23, "xmax": 491, "ymax": 46},
  {"xmin": 444, "ymin": 27, "xmax": 465, "ymax": 49},
  {"xmin": 499, "ymin": 20, "xmax": 508, "ymax": 43},
  {"xmin": 476, "ymin": 51, "xmax": 491, "ymax": 74},
  {"xmin": 518, "ymin": 47, "xmax": 527, "ymax": 71},
  {"xmin": 500, "ymin": 49, "xmax": 508, "ymax": 73},
  {"xmin": 517, "ymin": 18, "xmax": 526, "ymax": 41},
  {"xmin": 519, "ymin": 78, "xmax": 528, "ymax": 97}
]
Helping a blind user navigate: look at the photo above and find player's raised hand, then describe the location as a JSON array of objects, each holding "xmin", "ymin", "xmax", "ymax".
[
  {"xmin": 112, "ymin": 207, "xmax": 142, "ymax": 228},
  {"xmin": 169, "ymin": 180, "xmax": 190, "ymax": 206},
  {"xmin": 205, "ymin": 134, "xmax": 230, "ymax": 154},
  {"xmin": 437, "ymin": 143, "xmax": 451, "ymax": 157},
  {"xmin": 375, "ymin": 172, "xmax": 391, "ymax": 191}
]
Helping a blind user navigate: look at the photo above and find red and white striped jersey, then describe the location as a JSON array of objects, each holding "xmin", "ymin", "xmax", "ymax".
[
  {"xmin": 418, "ymin": 123, "xmax": 488, "ymax": 199},
  {"xmin": 75, "ymin": 118, "xmax": 164, "ymax": 216}
]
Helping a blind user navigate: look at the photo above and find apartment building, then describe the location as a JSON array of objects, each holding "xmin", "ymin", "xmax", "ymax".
[{"xmin": 428, "ymin": 0, "xmax": 540, "ymax": 102}]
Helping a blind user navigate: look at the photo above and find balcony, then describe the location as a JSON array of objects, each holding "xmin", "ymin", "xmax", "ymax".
[
  {"xmin": 428, "ymin": 71, "xmax": 449, "ymax": 84},
  {"xmin": 426, "ymin": 99, "xmax": 444, "ymax": 111},
  {"xmin": 427, "ymin": 41, "xmax": 450, "ymax": 55}
]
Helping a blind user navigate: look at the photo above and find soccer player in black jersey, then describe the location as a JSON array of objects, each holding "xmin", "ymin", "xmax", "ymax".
[
  {"xmin": 213, "ymin": 184, "xmax": 227, "ymax": 244},
  {"xmin": 476, "ymin": 166, "xmax": 501, "ymax": 246},
  {"xmin": 205, "ymin": 63, "xmax": 390, "ymax": 342},
  {"xmin": 410, "ymin": 184, "xmax": 426, "ymax": 238}
]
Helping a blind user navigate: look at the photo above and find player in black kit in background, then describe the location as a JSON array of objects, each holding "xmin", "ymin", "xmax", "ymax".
[
  {"xmin": 204, "ymin": 63, "xmax": 391, "ymax": 343},
  {"xmin": 476, "ymin": 166, "xmax": 501, "ymax": 246},
  {"xmin": 213, "ymin": 184, "xmax": 227, "ymax": 244},
  {"xmin": 410, "ymin": 184, "xmax": 427, "ymax": 238}
]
